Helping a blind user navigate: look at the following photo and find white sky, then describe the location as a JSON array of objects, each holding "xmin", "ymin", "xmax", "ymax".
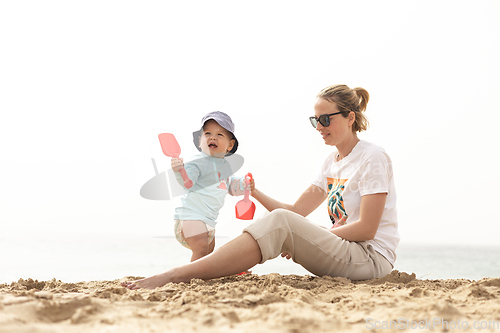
[{"xmin": 1, "ymin": 0, "xmax": 499, "ymax": 246}]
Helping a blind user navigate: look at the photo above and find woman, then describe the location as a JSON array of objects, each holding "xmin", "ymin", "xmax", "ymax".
[{"xmin": 122, "ymin": 84, "xmax": 400, "ymax": 290}]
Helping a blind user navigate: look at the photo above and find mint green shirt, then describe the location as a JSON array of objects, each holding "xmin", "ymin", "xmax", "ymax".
[{"xmin": 174, "ymin": 152, "xmax": 244, "ymax": 227}]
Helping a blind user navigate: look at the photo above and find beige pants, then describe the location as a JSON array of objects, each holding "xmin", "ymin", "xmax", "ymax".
[{"xmin": 243, "ymin": 209, "xmax": 393, "ymax": 280}]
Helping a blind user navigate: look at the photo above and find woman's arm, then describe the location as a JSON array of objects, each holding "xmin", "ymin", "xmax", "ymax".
[
  {"xmin": 251, "ymin": 184, "xmax": 326, "ymax": 217},
  {"xmin": 330, "ymin": 193, "xmax": 387, "ymax": 242}
]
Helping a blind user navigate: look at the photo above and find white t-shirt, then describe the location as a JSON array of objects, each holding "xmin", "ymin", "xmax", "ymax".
[{"xmin": 312, "ymin": 140, "xmax": 400, "ymax": 265}]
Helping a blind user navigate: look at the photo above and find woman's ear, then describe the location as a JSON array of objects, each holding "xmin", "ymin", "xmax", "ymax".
[{"xmin": 348, "ymin": 111, "xmax": 356, "ymax": 127}]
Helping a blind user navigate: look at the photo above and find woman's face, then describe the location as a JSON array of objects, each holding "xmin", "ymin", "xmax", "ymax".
[{"xmin": 313, "ymin": 98, "xmax": 354, "ymax": 147}]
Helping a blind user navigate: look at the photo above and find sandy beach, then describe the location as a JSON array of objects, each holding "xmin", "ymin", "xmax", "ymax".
[{"xmin": 1, "ymin": 270, "xmax": 499, "ymax": 333}]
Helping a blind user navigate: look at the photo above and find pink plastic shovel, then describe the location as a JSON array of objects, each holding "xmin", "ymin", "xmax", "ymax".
[
  {"xmin": 235, "ymin": 173, "xmax": 255, "ymax": 220},
  {"xmin": 158, "ymin": 133, "xmax": 193, "ymax": 189}
]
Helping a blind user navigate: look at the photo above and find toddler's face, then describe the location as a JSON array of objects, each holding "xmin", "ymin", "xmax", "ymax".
[{"xmin": 199, "ymin": 120, "xmax": 235, "ymax": 158}]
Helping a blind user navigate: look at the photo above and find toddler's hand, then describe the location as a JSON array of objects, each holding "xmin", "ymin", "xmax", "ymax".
[{"xmin": 171, "ymin": 158, "xmax": 184, "ymax": 172}]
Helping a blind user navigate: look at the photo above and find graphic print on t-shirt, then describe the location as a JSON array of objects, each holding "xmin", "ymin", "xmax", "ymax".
[
  {"xmin": 327, "ymin": 177, "xmax": 348, "ymax": 227},
  {"xmin": 216, "ymin": 172, "xmax": 228, "ymax": 190}
]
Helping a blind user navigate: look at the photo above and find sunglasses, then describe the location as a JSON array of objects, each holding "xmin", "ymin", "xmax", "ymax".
[{"xmin": 309, "ymin": 111, "xmax": 346, "ymax": 128}]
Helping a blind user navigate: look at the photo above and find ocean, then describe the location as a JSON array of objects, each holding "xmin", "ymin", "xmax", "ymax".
[{"xmin": 1, "ymin": 233, "xmax": 499, "ymax": 284}]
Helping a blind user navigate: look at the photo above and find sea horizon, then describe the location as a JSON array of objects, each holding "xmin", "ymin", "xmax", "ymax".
[{"xmin": 1, "ymin": 232, "xmax": 498, "ymax": 284}]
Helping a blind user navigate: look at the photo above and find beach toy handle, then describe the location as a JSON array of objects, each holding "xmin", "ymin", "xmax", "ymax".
[
  {"xmin": 178, "ymin": 168, "xmax": 193, "ymax": 189},
  {"xmin": 244, "ymin": 173, "xmax": 252, "ymax": 201}
]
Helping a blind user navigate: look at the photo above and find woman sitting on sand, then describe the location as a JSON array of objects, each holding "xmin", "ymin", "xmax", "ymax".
[{"xmin": 123, "ymin": 84, "xmax": 400, "ymax": 290}]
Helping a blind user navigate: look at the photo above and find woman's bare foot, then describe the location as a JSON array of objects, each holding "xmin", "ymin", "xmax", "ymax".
[{"xmin": 121, "ymin": 271, "xmax": 175, "ymax": 290}]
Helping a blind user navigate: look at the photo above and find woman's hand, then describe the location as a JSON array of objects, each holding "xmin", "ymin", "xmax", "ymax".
[
  {"xmin": 171, "ymin": 158, "xmax": 184, "ymax": 173},
  {"xmin": 280, "ymin": 252, "xmax": 292, "ymax": 260},
  {"xmin": 248, "ymin": 178, "xmax": 255, "ymax": 193}
]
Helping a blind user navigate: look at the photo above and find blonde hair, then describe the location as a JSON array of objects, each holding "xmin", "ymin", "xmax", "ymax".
[{"xmin": 317, "ymin": 84, "xmax": 370, "ymax": 132}]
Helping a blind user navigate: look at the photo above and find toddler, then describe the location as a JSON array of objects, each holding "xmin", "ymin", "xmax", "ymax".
[{"xmin": 172, "ymin": 111, "xmax": 246, "ymax": 261}]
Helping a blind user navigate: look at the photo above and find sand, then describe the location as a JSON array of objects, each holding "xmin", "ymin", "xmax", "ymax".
[{"xmin": 1, "ymin": 270, "xmax": 499, "ymax": 333}]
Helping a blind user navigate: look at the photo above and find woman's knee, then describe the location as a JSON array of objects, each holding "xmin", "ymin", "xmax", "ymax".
[
  {"xmin": 267, "ymin": 208, "xmax": 295, "ymax": 223},
  {"xmin": 249, "ymin": 209, "xmax": 290, "ymax": 231},
  {"xmin": 267, "ymin": 209, "xmax": 307, "ymax": 229}
]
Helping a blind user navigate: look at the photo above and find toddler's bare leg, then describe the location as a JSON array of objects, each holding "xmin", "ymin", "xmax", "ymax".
[
  {"xmin": 182, "ymin": 220, "xmax": 211, "ymax": 261},
  {"xmin": 185, "ymin": 233, "xmax": 210, "ymax": 261},
  {"xmin": 208, "ymin": 237, "xmax": 215, "ymax": 254}
]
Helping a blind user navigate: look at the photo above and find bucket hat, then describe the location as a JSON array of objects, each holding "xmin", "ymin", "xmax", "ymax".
[{"xmin": 193, "ymin": 111, "xmax": 238, "ymax": 156}]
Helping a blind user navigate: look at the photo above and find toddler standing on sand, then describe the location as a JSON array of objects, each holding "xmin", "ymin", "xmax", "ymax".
[{"xmin": 171, "ymin": 111, "xmax": 247, "ymax": 262}]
